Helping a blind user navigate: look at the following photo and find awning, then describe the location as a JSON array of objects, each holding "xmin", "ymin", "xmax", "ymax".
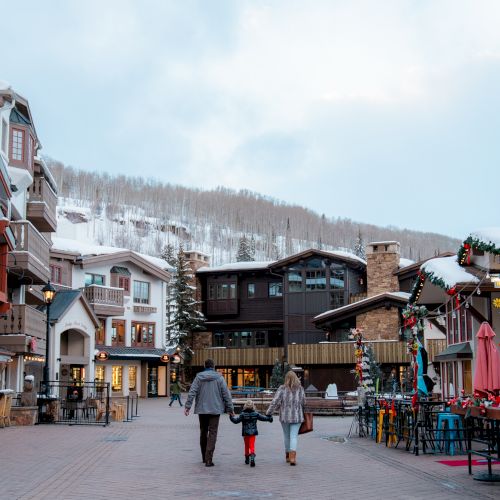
[
  {"xmin": 110, "ymin": 266, "xmax": 131, "ymax": 276},
  {"xmin": 434, "ymin": 342, "xmax": 473, "ymax": 361}
]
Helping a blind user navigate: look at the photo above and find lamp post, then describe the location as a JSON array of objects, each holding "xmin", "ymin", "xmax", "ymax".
[{"xmin": 41, "ymin": 281, "xmax": 56, "ymax": 394}]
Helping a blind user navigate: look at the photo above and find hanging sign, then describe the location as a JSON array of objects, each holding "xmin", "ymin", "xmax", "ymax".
[
  {"xmin": 96, "ymin": 351, "xmax": 109, "ymax": 361},
  {"xmin": 160, "ymin": 354, "xmax": 170, "ymax": 363}
]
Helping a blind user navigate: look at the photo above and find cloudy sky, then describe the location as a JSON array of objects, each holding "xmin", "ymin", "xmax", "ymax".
[{"xmin": 1, "ymin": 0, "xmax": 498, "ymax": 239}]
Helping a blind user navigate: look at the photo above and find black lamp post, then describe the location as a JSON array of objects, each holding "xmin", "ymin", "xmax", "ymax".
[{"xmin": 41, "ymin": 281, "xmax": 56, "ymax": 394}]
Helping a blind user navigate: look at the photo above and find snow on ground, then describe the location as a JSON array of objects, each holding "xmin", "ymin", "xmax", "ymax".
[
  {"xmin": 421, "ymin": 255, "xmax": 479, "ymax": 288},
  {"xmin": 469, "ymin": 227, "xmax": 500, "ymax": 249}
]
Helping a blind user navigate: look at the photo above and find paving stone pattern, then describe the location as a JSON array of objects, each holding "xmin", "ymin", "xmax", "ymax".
[{"xmin": 0, "ymin": 399, "xmax": 498, "ymax": 499}]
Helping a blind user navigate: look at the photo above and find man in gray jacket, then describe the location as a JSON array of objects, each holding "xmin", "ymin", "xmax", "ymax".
[{"xmin": 184, "ymin": 359, "xmax": 234, "ymax": 467}]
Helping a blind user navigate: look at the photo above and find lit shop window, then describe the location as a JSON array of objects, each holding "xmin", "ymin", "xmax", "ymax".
[
  {"xmin": 112, "ymin": 366, "xmax": 123, "ymax": 392},
  {"xmin": 129, "ymin": 366, "xmax": 137, "ymax": 391}
]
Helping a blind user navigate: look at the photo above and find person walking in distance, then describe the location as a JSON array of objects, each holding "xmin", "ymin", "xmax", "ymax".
[
  {"xmin": 169, "ymin": 379, "xmax": 184, "ymax": 407},
  {"xmin": 266, "ymin": 370, "xmax": 305, "ymax": 466},
  {"xmin": 230, "ymin": 399, "xmax": 273, "ymax": 467},
  {"xmin": 184, "ymin": 359, "xmax": 234, "ymax": 467}
]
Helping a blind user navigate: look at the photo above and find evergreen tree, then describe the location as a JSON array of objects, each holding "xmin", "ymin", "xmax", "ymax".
[
  {"xmin": 161, "ymin": 243, "xmax": 176, "ymax": 267},
  {"xmin": 236, "ymin": 236, "xmax": 254, "ymax": 262},
  {"xmin": 285, "ymin": 217, "xmax": 293, "ymax": 256},
  {"xmin": 269, "ymin": 360, "xmax": 284, "ymax": 388},
  {"xmin": 250, "ymin": 235, "xmax": 256, "ymax": 261},
  {"xmin": 166, "ymin": 246, "xmax": 205, "ymax": 345},
  {"xmin": 354, "ymin": 228, "xmax": 366, "ymax": 260}
]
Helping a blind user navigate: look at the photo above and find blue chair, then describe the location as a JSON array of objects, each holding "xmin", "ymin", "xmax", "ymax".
[{"xmin": 436, "ymin": 413, "xmax": 463, "ymax": 455}]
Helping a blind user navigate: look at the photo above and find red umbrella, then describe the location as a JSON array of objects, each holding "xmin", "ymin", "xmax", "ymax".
[{"xmin": 473, "ymin": 322, "xmax": 500, "ymax": 397}]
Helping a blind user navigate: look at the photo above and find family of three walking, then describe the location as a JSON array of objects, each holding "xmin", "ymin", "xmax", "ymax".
[{"xmin": 184, "ymin": 359, "xmax": 306, "ymax": 467}]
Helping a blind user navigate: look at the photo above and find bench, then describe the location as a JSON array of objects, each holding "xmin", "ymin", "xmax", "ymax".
[{"xmin": 304, "ymin": 397, "xmax": 358, "ymax": 416}]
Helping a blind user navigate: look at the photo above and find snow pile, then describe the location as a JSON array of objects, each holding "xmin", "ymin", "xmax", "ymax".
[
  {"xmin": 399, "ymin": 258, "xmax": 415, "ymax": 269},
  {"xmin": 421, "ymin": 256, "xmax": 479, "ymax": 288},
  {"xmin": 469, "ymin": 227, "xmax": 500, "ymax": 250}
]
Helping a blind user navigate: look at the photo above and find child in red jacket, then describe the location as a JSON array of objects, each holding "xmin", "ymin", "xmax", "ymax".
[{"xmin": 230, "ymin": 400, "xmax": 273, "ymax": 467}]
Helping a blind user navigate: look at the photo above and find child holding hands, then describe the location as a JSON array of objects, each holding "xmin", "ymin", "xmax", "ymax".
[{"xmin": 230, "ymin": 400, "xmax": 273, "ymax": 467}]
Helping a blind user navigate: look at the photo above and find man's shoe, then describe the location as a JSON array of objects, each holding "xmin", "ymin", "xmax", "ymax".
[
  {"xmin": 205, "ymin": 459, "xmax": 214, "ymax": 467},
  {"xmin": 250, "ymin": 454, "xmax": 255, "ymax": 467},
  {"xmin": 245, "ymin": 455, "xmax": 250, "ymax": 464}
]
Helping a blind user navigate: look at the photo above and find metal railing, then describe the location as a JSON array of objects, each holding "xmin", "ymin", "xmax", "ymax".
[{"xmin": 37, "ymin": 381, "xmax": 110, "ymax": 426}]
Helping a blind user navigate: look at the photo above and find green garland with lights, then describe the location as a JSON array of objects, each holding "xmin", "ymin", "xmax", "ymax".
[
  {"xmin": 409, "ymin": 268, "xmax": 456, "ymax": 304},
  {"xmin": 457, "ymin": 235, "xmax": 500, "ymax": 266}
]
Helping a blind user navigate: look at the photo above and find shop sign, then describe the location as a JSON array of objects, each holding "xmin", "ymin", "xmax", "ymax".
[
  {"xmin": 96, "ymin": 351, "xmax": 109, "ymax": 361},
  {"xmin": 160, "ymin": 354, "xmax": 170, "ymax": 363}
]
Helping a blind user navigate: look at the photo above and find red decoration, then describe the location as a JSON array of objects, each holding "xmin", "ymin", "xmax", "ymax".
[
  {"xmin": 447, "ymin": 287, "xmax": 456, "ymax": 296},
  {"xmin": 463, "ymin": 243, "xmax": 471, "ymax": 264}
]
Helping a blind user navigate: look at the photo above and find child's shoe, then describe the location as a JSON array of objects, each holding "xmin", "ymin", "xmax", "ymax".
[
  {"xmin": 245, "ymin": 455, "xmax": 250, "ymax": 464},
  {"xmin": 250, "ymin": 454, "xmax": 255, "ymax": 467}
]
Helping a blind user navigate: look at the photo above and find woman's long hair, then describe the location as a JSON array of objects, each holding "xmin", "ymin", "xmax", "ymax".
[{"xmin": 283, "ymin": 370, "xmax": 301, "ymax": 391}]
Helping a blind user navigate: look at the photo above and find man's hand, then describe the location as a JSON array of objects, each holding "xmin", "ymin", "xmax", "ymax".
[
  {"xmin": 184, "ymin": 408, "xmax": 190, "ymax": 416},
  {"xmin": 229, "ymin": 412, "xmax": 235, "ymax": 417}
]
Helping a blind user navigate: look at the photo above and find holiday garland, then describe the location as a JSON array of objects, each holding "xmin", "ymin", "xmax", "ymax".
[
  {"xmin": 457, "ymin": 235, "xmax": 500, "ymax": 266},
  {"xmin": 409, "ymin": 268, "xmax": 459, "ymax": 304}
]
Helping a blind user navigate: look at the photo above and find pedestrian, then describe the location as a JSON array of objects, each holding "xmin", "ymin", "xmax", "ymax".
[
  {"xmin": 184, "ymin": 359, "xmax": 234, "ymax": 467},
  {"xmin": 266, "ymin": 370, "xmax": 305, "ymax": 466},
  {"xmin": 230, "ymin": 400, "xmax": 273, "ymax": 467},
  {"xmin": 169, "ymin": 379, "xmax": 184, "ymax": 407}
]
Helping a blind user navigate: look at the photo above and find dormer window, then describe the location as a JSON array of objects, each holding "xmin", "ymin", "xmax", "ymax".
[{"xmin": 11, "ymin": 128, "xmax": 24, "ymax": 161}]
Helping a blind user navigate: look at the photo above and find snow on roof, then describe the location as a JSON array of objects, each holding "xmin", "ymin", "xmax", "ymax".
[
  {"xmin": 52, "ymin": 237, "xmax": 173, "ymax": 271},
  {"xmin": 399, "ymin": 258, "xmax": 415, "ymax": 269},
  {"xmin": 197, "ymin": 261, "xmax": 274, "ymax": 273},
  {"xmin": 368, "ymin": 241, "xmax": 398, "ymax": 245},
  {"xmin": 421, "ymin": 255, "xmax": 479, "ymax": 288},
  {"xmin": 469, "ymin": 227, "xmax": 500, "ymax": 249},
  {"xmin": 322, "ymin": 249, "xmax": 366, "ymax": 265},
  {"xmin": 0, "ymin": 80, "xmax": 11, "ymax": 92}
]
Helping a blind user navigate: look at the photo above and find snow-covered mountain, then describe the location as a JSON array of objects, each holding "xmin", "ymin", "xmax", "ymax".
[{"xmin": 50, "ymin": 159, "xmax": 460, "ymax": 265}]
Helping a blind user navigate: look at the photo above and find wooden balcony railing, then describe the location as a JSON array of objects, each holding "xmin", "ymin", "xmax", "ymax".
[
  {"xmin": 27, "ymin": 176, "xmax": 57, "ymax": 232},
  {"xmin": 83, "ymin": 285, "xmax": 125, "ymax": 316},
  {"xmin": 0, "ymin": 304, "xmax": 46, "ymax": 354},
  {"xmin": 192, "ymin": 347, "xmax": 284, "ymax": 367},
  {"xmin": 8, "ymin": 220, "xmax": 50, "ymax": 284}
]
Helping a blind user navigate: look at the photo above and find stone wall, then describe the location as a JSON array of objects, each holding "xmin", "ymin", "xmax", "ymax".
[
  {"xmin": 366, "ymin": 242, "xmax": 400, "ymax": 297},
  {"xmin": 10, "ymin": 406, "xmax": 37, "ymax": 426},
  {"xmin": 357, "ymin": 308, "xmax": 400, "ymax": 340}
]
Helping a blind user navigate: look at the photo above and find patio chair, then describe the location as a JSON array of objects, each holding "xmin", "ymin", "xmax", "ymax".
[{"xmin": 0, "ymin": 394, "xmax": 8, "ymax": 428}]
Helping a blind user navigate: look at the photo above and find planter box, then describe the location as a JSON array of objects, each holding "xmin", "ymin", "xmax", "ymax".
[
  {"xmin": 10, "ymin": 406, "xmax": 38, "ymax": 426},
  {"xmin": 451, "ymin": 405, "xmax": 500, "ymax": 420}
]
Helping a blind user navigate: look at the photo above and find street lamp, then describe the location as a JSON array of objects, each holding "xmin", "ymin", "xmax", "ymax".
[{"xmin": 41, "ymin": 281, "xmax": 56, "ymax": 393}]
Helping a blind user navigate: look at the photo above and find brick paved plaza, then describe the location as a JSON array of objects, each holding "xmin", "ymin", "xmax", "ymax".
[{"xmin": 0, "ymin": 399, "xmax": 498, "ymax": 499}]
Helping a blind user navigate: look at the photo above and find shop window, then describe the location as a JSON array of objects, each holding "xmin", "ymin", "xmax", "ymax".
[
  {"xmin": 213, "ymin": 332, "xmax": 225, "ymax": 347},
  {"xmin": 247, "ymin": 283, "xmax": 256, "ymax": 298},
  {"xmin": 95, "ymin": 366, "xmax": 105, "ymax": 384},
  {"xmin": 129, "ymin": 366, "xmax": 137, "ymax": 391},
  {"xmin": 269, "ymin": 282, "xmax": 282, "ymax": 297},
  {"xmin": 112, "ymin": 366, "xmax": 123, "ymax": 392},
  {"xmin": 255, "ymin": 331, "xmax": 266, "ymax": 346}
]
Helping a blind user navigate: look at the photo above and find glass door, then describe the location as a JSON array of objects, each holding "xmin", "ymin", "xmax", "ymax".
[{"xmin": 148, "ymin": 367, "xmax": 158, "ymax": 397}]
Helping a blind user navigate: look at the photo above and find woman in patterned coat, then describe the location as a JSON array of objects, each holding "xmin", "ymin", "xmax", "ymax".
[{"xmin": 266, "ymin": 370, "xmax": 305, "ymax": 465}]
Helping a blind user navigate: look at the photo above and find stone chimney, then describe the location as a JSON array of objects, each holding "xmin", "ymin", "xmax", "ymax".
[{"xmin": 366, "ymin": 241, "xmax": 400, "ymax": 297}]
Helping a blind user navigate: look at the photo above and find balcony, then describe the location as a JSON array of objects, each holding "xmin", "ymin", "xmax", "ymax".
[
  {"xmin": 8, "ymin": 220, "xmax": 50, "ymax": 284},
  {"xmin": 83, "ymin": 285, "xmax": 125, "ymax": 316},
  {"xmin": 27, "ymin": 175, "xmax": 57, "ymax": 232},
  {"xmin": 206, "ymin": 299, "xmax": 238, "ymax": 316},
  {"xmin": 0, "ymin": 304, "xmax": 46, "ymax": 354}
]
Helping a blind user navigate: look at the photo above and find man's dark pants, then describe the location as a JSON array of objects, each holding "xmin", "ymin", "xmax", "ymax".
[{"xmin": 198, "ymin": 414, "xmax": 220, "ymax": 462}]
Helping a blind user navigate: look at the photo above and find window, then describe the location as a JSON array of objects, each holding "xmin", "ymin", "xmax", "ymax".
[
  {"xmin": 240, "ymin": 331, "xmax": 252, "ymax": 347},
  {"xmin": 133, "ymin": 280, "xmax": 150, "ymax": 304},
  {"xmin": 129, "ymin": 366, "xmax": 137, "ymax": 391},
  {"xmin": 111, "ymin": 320, "xmax": 125, "ymax": 346},
  {"xmin": 213, "ymin": 332, "xmax": 225, "ymax": 347},
  {"xmin": 330, "ymin": 265, "xmax": 345, "ymax": 289},
  {"xmin": 247, "ymin": 283, "xmax": 256, "ymax": 298},
  {"xmin": 306, "ymin": 270, "xmax": 326, "ymax": 291},
  {"xmin": 208, "ymin": 282, "xmax": 237, "ymax": 300},
  {"xmin": 118, "ymin": 276, "xmax": 130, "ymax": 292},
  {"xmin": 96, "ymin": 319, "xmax": 106, "ymax": 345},
  {"xmin": 269, "ymin": 282, "xmax": 283, "ymax": 297},
  {"xmin": 131, "ymin": 322, "xmax": 155, "ymax": 347},
  {"xmin": 50, "ymin": 265, "xmax": 62, "ymax": 285},
  {"xmin": 1, "ymin": 119, "xmax": 7, "ymax": 153},
  {"xmin": 95, "ymin": 366, "xmax": 105, "ymax": 384},
  {"xmin": 330, "ymin": 291, "xmax": 345, "ymax": 309},
  {"xmin": 255, "ymin": 331, "xmax": 266, "ymax": 346},
  {"xmin": 288, "ymin": 271, "xmax": 303, "ymax": 292},
  {"xmin": 112, "ymin": 366, "xmax": 123, "ymax": 392},
  {"xmin": 85, "ymin": 273, "xmax": 105, "ymax": 286},
  {"xmin": 11, "ymin": 128, "xmax": 24, "ymax": 161},
  {"xmin": 268, "ymin": 330, "xmax": 284, "ymax": 347}
]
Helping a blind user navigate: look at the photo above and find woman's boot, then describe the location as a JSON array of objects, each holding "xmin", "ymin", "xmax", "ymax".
[
  {"xmin": 289, "ymin": 451, "xmax": 296, "ymax": 466},
  {"xmin": 285, "ymin": 452, "xmax": 290, "ymax": 463}
]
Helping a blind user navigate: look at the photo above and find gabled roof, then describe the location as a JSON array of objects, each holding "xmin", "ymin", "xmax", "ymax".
[
  {"xmin": 395, "ymin": 252, "xmax": 455, "ymax": 277},
  {"xmin": 38, "ymin": 289, "xmax": 99, "ymax": 327},
  {"xmin": 270, "ymin": 248, "xmax": 366, "ymax": 271},
  {"xmin": 313, "ymin": 291, "xmax": 410, "ymax": 327}
]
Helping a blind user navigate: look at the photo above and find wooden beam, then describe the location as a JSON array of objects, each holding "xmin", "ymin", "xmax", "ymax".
[{"xmin": 468, "ymin": 305, "xmax": 489, "ymax": 325}]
